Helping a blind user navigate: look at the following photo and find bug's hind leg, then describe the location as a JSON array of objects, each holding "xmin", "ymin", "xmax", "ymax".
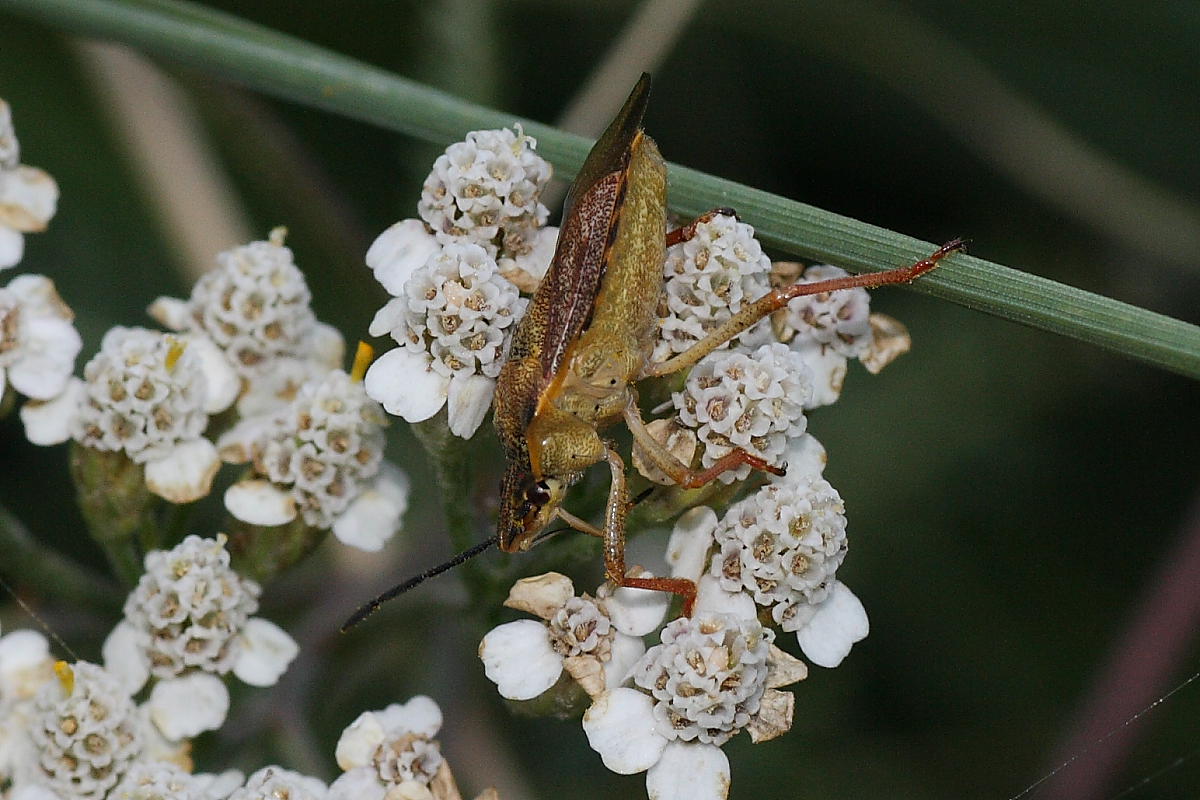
[{"xmin": 665, "ymin": 208, "xmax": 738, "ymax": 247}]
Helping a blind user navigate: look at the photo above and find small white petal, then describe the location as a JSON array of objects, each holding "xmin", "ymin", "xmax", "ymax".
[
  {"xmin": 332, "ymin": 463, "xmax": 410, "ymax": 551},
  {"xmin": 192, "ymin": 770, "xmax": 246, "ymax": 800},
  {"xmin": 144, "ymin": 438, "xmax": 221, "ymax": 503},
  {"xmin": 328, "ymin": 767, "xmax": 386, "ymax": 800},
  {"xmin": 368, "ymin": 296, "xmax": 407, "ymax": 338},
  {"xmin": 0, "ymin": 629, "xmax": 51, "ymax": 697},
  {"xmin": 147, "ymin": 296, "xmax": 191, "ymax": 330},
  {"xmin": 335, "ymin": 712, "xmax": 387, "ymax": 770},
  {"xmin": 215, "ymin": 416, "xmax": 274, "ymax": 463},
  {"xmin": 0, "ymin": 166, "xmax": 58, "ymax": 231},
  {"xmin": 224, "ymin": 480, "xmax": 298, "ymax": 526},
  {"xmin": 667, "ymin": 507, "xmax": 717, "ymax": 582},
  {"xmin": 376, "ymin": 694, "xmax": 442, "ymax": 738},
  {"xmin": 478, "ymin": 619, "xmax": 562, "ymax": 700},
  {"xmin": 102, "ymin": 620, "xmax": 150, "ymax": 695},
  {"xmin": 582, "ymin": 688, "xmax": 668, "ymax": 774},
  {"xmin": 446, "ymin": 372, "xmax": 494, "ymax": 439},
  {"xmin": 11, "ymin": 785, "xmax": 64, "ymax": 800},
  {"xmin": 604, "ymin": 632, "xmax": 646, "ymax": 691},
  {"xmin": 795, "ymin": 581, "xmax": 869, "ymax": 668},
  {"xmin": 0, "ymin": 225, "xmax": 23, "ymax": 269},
  {"xmin": 646, "ymin": 741, "xmax": 730, "ymax": 800},
  {"xmin": 781, "ymin": 432, "xmax": 827, "ymax": 481},
  {"xmin": 694, "ymin": 575, "xmax": 757, "ymax": 620},
  {"xmin": 148, "ymin": 673, "xmax": 230, "ymax": 739},
  {"xmin": 19, "ymin": 376, "xmax": 83, "ymax": 445},
  {"xmin": 306, "ymin": 321, "xmax": 346, "ymax": 369},
  {"xmin": 604, "ymin": 572, "xmax": 671, "ymax": 637},
  {"xmin": 7, "ymin": 316, "xmax": 81, "ymax": 400},
  {"xmin": 793, "ymin": 340, "xmax": 847, "ymax": 409},
  {"xmin": 233, "ymin": 617, "xmax": 299, "ymax": 687},
  {"xmin": 503, "ymin": 572, "xmax": 575, "ymax": 620},
  {"xmin": 366, "ymin": 219, "xmax": 440, "ymax": 296},
  {"xmin": 364, "ymin": 347, "xmax": 449, "ymax": 423},
  {"xmin": 183, "ymin": 334, "xmax": 239, "ymax": 413}
]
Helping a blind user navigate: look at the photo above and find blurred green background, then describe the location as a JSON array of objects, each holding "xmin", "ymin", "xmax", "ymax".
[{"xmin": 2, "ymin": 1, "xmax": 1199, "ymax": 798}]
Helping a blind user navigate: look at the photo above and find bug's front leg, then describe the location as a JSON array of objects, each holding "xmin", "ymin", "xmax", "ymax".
[
  {"xmin": 598, "ymin": 442, "xmax": 697, "ymax": 616},
  {"xmin": 643, "ymin": 239, "xmax": 967, "ymax": 378},
  {"xmin": 622, "ymin": 393, "xmax": 785, "ymax": 486}
]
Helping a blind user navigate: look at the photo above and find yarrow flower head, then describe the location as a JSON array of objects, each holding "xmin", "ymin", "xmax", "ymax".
[
  {"xmin": 478, "ymin": 572, "xmax": 667, "ymax": 703},
  {"xmin": 330, "ymin": 695, "xmax": 445, "ymax": 798},
  {"xmin": 365, "ymin": 239, "xmax": 527, "ymax": 438},
  {"xmin": 672, "ymin": 342, "xmax": 812, "ymax": 483},
  {"xmin": 228, "ymin": 766, "xmax": 327, "ymax": 800},
  {"xmin": 580, "ymin": 613, "xmax": 806, "ymax": 800},
  {"xmin": 654, "ymin": 212, "xmax": 774, "ymax": 363},
  {"xmin": 0, "ymin": 99, "xmax": 59, "ymax": 270},
  {"xmin": 783, "ymin": 264, "xmax": 872, "ymax": 358},
  {"xmin": 28, "ymin": 661, "xmax": 142, "ymax": 800},
  {"xmin": 419, "ymin": 126, "xmax": 552, "ymax": 258},
  {"xmin": 0, "ymin": 273, "xmax": 80, "ymax": 402},
  {"xmin": 220, "ymin": 366, "xmax": 408, "ymax": 550},
  {"xmin": 70, "ymin": 326, "xmax": 230, "ymax": 502}
]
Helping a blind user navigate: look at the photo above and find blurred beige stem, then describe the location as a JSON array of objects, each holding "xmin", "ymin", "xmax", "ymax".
[
  {"xmin": 543, "ymin": 0, "xmax": 703, "ymax": 210},
  {"xmin": 75, "ymin": 40, "xmax": 252, "ymax": 283}
]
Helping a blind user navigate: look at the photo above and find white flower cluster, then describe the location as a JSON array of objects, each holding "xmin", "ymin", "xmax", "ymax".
[
  {"xmin": 365, "ymin": 237, "xmax": 528, "ymax": 439},
  {"xmin": 631, "ymin": 612, "xmax": 772, "ymax": 746},
  {"xmin": 364, "ymin": 126, "xmax": 559, "ymax": 440},
  {"xmin": 330, "ymin": 695, "xmax": 499, "ymax": 800},
  {"xmin": 0, "ymin": 273, "xmax": 81, "ymax": 404},
  {"xmin": 122, "ymin": 534, "xmax": 262, "ymax": 678},
  {"xmin": 28, "ymin": 661, "xmax": 141, "ymax": 800},
  {"xmin": 219, "ymin": 368, "xmax": 407, "ymax": 550},
  {"xmin": 784, "ymin": 264, "xmax": 872, "ymax": 358},
  {"xmin": 672, "ymin": 342, "xmax": 811, "ymax": 483},
  {"xmin": 654, "ymin": 213, "xmax": 773, "ymax": 362},
  {"xmin": 0, "ymin": 99, "xmax": 59, "ymax": 270},
  {"xmin": 418, "ymin": 127, "xmax": 551, "ymax": 258},
  {"xmin": 712, "ymin": 473, "xmax": 848, "ymax": 633},
  {"xmin": 66, "ymin": 326, "xmax": 230, "ymax": 502},
  {"xmin": 149, "ymin": 228, "xmax": 344, "ymax": 419}
]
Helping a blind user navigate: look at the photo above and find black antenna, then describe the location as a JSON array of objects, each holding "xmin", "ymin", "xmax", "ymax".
[{"xmin": 340, "ymin": 535, "xmax": 499, "ymax": 632}]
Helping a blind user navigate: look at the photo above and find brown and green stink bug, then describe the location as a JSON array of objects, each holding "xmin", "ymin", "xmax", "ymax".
[{"xmin": 491, "ymin": 74, "xmax": 963, "ymax": 615}]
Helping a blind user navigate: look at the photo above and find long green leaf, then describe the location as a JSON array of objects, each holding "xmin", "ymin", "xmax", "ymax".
[{"xmin": 3, "ymin": 0, "xmax": 1198, "ymax": 377}]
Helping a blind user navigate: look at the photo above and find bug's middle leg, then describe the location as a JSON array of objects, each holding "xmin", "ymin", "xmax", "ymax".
[{"xmin": 596, "ymin": 443, "xmax": 697, "ymax": 616}]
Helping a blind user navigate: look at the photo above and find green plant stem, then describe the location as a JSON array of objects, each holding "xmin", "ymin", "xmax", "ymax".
[
  {"xmin": 2, "ymin": 0, "xmax": 1199, "ymax": 377},
  {"xmin": 0, "ymin": 502, "xmax": 122, "ymax": 610}
]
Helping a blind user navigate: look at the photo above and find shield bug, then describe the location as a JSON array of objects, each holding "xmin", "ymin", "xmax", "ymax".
[{"xmin": 344, "ymin": 73, "xmax": 962, "ymax": 628}]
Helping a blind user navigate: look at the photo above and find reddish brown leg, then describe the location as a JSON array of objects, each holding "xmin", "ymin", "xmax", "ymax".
[
  {"xmin": 644, "ymin": 239, "xmax": 967, "ymax": 378},
  {"xmin": 665, "ymin": 207, "xmax": 737, "ymax": 247},
  {"xmin": 597, "ymin": 444, "xmax": 698, "ymax": 616}
]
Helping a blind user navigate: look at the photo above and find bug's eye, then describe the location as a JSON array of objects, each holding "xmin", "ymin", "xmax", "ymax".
[{"xmin": 524, "ymin": 480, "xmax": 552, "ymax": 506}]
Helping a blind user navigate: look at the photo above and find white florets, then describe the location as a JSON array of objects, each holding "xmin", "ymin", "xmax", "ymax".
[
  {"xmin": 548, "ymin": 596, "xmax": 615, "ymax": 661},
  {"xmin": 654, "ymin": 213, "xmax": 773, "ymax": 362},
  {"xmin": 0, "ymin": 273, "xmax": 81, "ymax": 401},
  {"xmin": 184, "ymin": 229, "xmax": 317, "ymax": 376},
  {"xmin": 249, "ymin": 370, "xmax": 386, "ymax": 528},
  {"xmin": 0, "ymin": 99, "xmax": 59, "ymax": 271},
  {"xmin": 123, "ymin": 535, "xmax": 261, "ymax": 678},
  {"xmin": 631, "ymin": 612, "xmax": 773, "ymax": 746},
  {"xmin": 672, "ymin": 342, "xmax": 811, "ymax": 482},
  {"xmin": 108, "ymin": 761, "xmax": 200, "ymax": 800},
  {"xmin": 711, "ymin": 476, "xmax": 848, "ymax": 632},
  {"xmin": 784, "ymin": 264, "xmax": 872, "ymax": 358},
  {"xmin": 71, "ymin": 327, "xmax": 209, "ymax": 463},
  {"xmin": 332, "ymin": 696, "xmax": 446, "ymax": 794},
  {"xmin": 419, "ymin": 126, "xmax": 551, "ymax": 255},
  {"xmin": 29, "ymin": 662, "xmax": 141, "ymax": 800},
  {"xmin": 227, "ymin": 766, "xmax": 327, "ymax": 800},
  {"xmin": 399, "ymin": 240, "xmax": 526, "ymax": 380}
]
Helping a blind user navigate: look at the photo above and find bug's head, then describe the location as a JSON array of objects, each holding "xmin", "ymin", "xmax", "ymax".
[{"xmin": 497, "ymin": 460, "xmax": 567, "ymax": 553}]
